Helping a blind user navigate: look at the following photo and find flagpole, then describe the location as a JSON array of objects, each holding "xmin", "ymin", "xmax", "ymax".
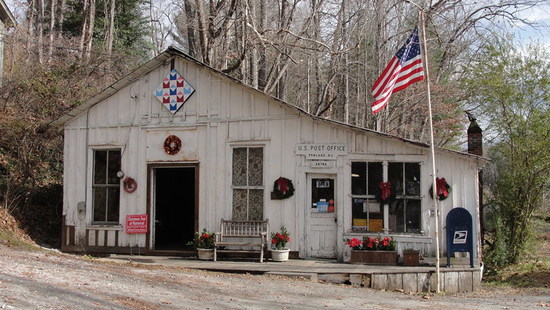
[
  {"xmin": 419, "ymin": 9, "xmax": 441, "ymax": 293},
  {"xmin": 372, "ymin": 0, "xmax": 440, "ymax": 292}
]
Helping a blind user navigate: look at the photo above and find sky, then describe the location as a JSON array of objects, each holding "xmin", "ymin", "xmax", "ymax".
[{"xmin": 514, "ymin": 4, "xmax": 550, "ymax": 49}]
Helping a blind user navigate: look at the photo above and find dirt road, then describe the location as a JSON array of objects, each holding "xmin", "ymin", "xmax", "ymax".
[{"xmin": 0, "ymin": 244, "xmax": 548, "ymax": 309}]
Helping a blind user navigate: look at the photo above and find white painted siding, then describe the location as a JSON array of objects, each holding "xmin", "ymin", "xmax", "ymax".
[{"xmin": 62, "ymin": 56, "xmax": 483, "ymax": 261}]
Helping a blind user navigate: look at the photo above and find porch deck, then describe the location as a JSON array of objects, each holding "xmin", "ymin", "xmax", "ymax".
[{"xmin": 103, "ymin": 254, "xmax": 481, "ymax": 293}]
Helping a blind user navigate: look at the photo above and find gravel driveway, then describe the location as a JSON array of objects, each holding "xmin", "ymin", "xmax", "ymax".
[{"xmin": 0, "ymin": 244, "xmax": 548, "ymax": 309}]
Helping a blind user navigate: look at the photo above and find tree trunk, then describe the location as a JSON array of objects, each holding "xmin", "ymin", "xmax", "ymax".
[
  {"xmin": 48, "ymin": 0, "xmax": 57, "ymax": 63},
  {"xmin": 105, "ymin": 0, "xmax": 116, "ymax": 55},
  {"xmin": 84, "ymin": 0, "xmax": 96, "ymax": 58},
  {"xmin": 79, "ymin": 0, "xmax": 89, "ymax": 58},
  {"xmin": 184, "ymin": 1, "xmax": 197, "ymax": 58},
  {"xmin": 26, "ymin": 0, "xmax": 36, "ymax": 64},
  {"xmin": 194, "ymin": 0, "xmax": 208, "ymax": 64},
  {"xmin": 257, "ymin": 0, "xmax": 267, "ymax": 90},
  {"xmin": 37, "ymin": 0, "xmax": 45, "ymax": 64},
  {"xmin": 342, "ymin": 0, "xmax": 349, "ymax": 123},
  {"xmin": 57, "ymin": 0, "xmax": 66, "ymax": 40},
  {"xmin": 248, "ymin": 0, "xmax": 258, "ymax": 88}
]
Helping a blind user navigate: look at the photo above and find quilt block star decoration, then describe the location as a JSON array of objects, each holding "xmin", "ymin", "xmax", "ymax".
[{"xmin": 154, "ymin": 69, "xmax": 195, "ymax": 114}]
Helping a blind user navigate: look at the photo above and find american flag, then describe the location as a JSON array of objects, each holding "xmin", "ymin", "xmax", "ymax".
[{"xmin": 371, "ymin": 28, "xmax": 425, "ymax": 114}]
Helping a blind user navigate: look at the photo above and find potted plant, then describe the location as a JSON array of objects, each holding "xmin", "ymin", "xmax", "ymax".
[
  {"xmin": 270, "ymin": 225, "xmax": 291, "ymax": 262},
  {"xmin": 344, "ymin": 235, "xmax": 397, "ymax": 265},
  {"xmin": 187, "ymin": 229, "xmax": 216, "ymax": 260},
  {"xmin": 402, "ymin": 249, "xmax": 421, "ymax": 266}
]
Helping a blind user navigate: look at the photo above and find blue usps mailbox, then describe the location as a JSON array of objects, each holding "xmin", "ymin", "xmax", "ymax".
[{"xmin": 446, "ymin": 207, "xmax": 474, "ymax": 267}]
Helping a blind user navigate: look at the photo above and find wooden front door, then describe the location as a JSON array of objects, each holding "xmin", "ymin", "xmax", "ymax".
[{"xmin": 306, "ymin": 174, "xmax": 337, "ymax": 258}]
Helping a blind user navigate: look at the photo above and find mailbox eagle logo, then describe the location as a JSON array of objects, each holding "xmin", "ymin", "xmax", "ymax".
[{"xmin": 453, "ymin": 230, "xmax": 468, "ymax": 244}]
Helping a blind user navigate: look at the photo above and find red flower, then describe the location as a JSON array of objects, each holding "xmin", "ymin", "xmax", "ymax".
[
  {"xmin": 347, "ymin": 235, "xmax": 395, "ymax": 251},
  {"xmin": 188, "ymin": 229, "xmax": 215, "ymax": 249},
  {"xmin": 344, "ymin": 238, "xmax": 362, "ymax": 249},
  {"xmin": 271, "ymin": 226, "xmax": 291, "ymax": 250}
]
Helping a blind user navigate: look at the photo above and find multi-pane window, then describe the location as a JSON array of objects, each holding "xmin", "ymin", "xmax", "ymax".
[
  {"xmin": 351, "ymin": 161, "xmax": 421, "ymax": 233},
  {"xmin": 388, "ymin": 162, "xmax": 421, "ymax": 233},
  {"xmin": 92, "ymin": 149, "xmax": 121, "ymax": 223},
  {"xmin": 232, "ymin": 147, "xmax": 264, "ymax": 220},
  {"xmin": 351, "ymin": 162, "xmax": 383, "ymax": 231}
]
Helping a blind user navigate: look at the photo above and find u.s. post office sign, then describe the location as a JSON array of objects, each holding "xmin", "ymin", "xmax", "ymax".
[{"xmin": 295, "ymin": 144, "xmax": 348, "ymax": 160}]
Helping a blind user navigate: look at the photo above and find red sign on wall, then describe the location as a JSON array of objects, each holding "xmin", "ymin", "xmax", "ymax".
[{"xmin": 126, "ymin": 214, "xmax": 148, "ymax": 234}]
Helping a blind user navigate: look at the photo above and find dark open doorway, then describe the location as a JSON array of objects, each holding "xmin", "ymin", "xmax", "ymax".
[{"xmin": 153, "ymin": 166, "xmax": 197, "ymax": 251}]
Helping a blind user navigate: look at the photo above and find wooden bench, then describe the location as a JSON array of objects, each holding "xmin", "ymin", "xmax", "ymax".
[{"xmin": 214, "ymin": 219, "xmax": 269, "ymax": 262}]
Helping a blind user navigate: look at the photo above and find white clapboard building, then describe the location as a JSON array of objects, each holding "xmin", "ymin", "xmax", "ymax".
[{"xmin": 54, "ymin": 47, "xmax": 485, "ymax": 263}]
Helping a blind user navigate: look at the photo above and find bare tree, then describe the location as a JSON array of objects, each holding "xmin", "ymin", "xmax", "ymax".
[
  {"xmin": 47, "ymin": 0, "xmax": 57, "ymax": 63},
  {"xmin": 37, "ymin": 0, "xmax": 45, "ymax": 63},
  {"xmin": 105, "ymin": 0, "xmax": 116, "ymax": 55},
  {"xmin": 57, "ymin": 0, "xmax": 66, "ymax": 40},
  {"xmin": 147, "ymin": 0, "xmax": 175, "ymax": 55},
  {"xmin": 148, "ymin": 0, "xmax": 549, "ymax": 144},
  {"xmin": 84, "ymin": 0, "xmax": 96, "ymax": 58},
  {"xmin": 79, "ymin": 0, "xmax": 90, "ymax": 58},
  {"xmin": 77, "ymin": 0, "xmax": 96, "ymax": 59}
]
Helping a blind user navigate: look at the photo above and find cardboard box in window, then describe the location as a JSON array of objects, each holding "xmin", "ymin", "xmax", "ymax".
[
  {"xmin": 369, "ymin": 219, "xmax": 384, "ymax": 232},
  {"xmin": 353, "ymin": 218, "xmax": 367, "ymax": 228}
]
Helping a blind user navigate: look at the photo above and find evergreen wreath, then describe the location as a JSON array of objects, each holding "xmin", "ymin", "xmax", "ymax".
[
  {"xmin": 271, "ymin": 177, "xmax": 295, "ymax": 199},
  {"xmin": 429, "ymin": 177, "xmax": 452, "ymax": 201},
  {"xmin": 164, "ymin": 135, "xmax": 182, "ymax": 155}
]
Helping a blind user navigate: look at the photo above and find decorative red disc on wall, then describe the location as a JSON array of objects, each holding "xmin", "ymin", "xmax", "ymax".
[
  {"xmin": 163, "ymin": 135, "xmax": 182, "ymax": 155},
  {"xmin": 123, "ymin": 177, "xmax": 137, "ymax": 193}
]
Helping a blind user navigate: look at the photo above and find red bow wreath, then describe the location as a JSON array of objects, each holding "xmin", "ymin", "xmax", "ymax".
[
  {"xmin": 436, "ymin": 178, "xmax": 449, "ymax": 198},
  {"xmin": 429, "ymin": 177, "xmax": 451, "ymax": 201},
  {"xmin": 377, "ymin": 181, "xmax": 393, "ymax": 204},
  {"xmin": 271, "ymin": 177, "xmax": 295, "ymax": 199}
]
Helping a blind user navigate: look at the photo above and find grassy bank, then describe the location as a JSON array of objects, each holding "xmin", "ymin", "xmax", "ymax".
[{"xmin": 483, "ymin": 215, "xmax": 550, "ymax": 288}]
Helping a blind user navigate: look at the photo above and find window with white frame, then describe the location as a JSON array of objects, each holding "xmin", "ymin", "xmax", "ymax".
[
  {"xmin": 351, "ymin": 161, "xmax": 421, "ymax": 233},
  {"xmin": 232, "ymin": 147, "xmax": 264, "ymax": 220},
  {"xmin": 92, "ymin": 149, "xmax": 121, "ymax": 223}
]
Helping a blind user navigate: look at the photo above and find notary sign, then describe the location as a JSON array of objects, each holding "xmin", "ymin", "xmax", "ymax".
[
  {"xmin": 446, "ymin": 208, "xmax": 474, "ymax": 267},
  {"xmin": 126, "ymin": 214, "xmax": 148, "ymax": 234},
  {"xmin": 295, "ymin": 144, "xmax": 347, "ymax": 160}
]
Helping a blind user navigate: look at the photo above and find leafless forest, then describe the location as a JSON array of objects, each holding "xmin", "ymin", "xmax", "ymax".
[{"xmin": 6, "ymin": 0, "xmax": 545, "ymax": 141}]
